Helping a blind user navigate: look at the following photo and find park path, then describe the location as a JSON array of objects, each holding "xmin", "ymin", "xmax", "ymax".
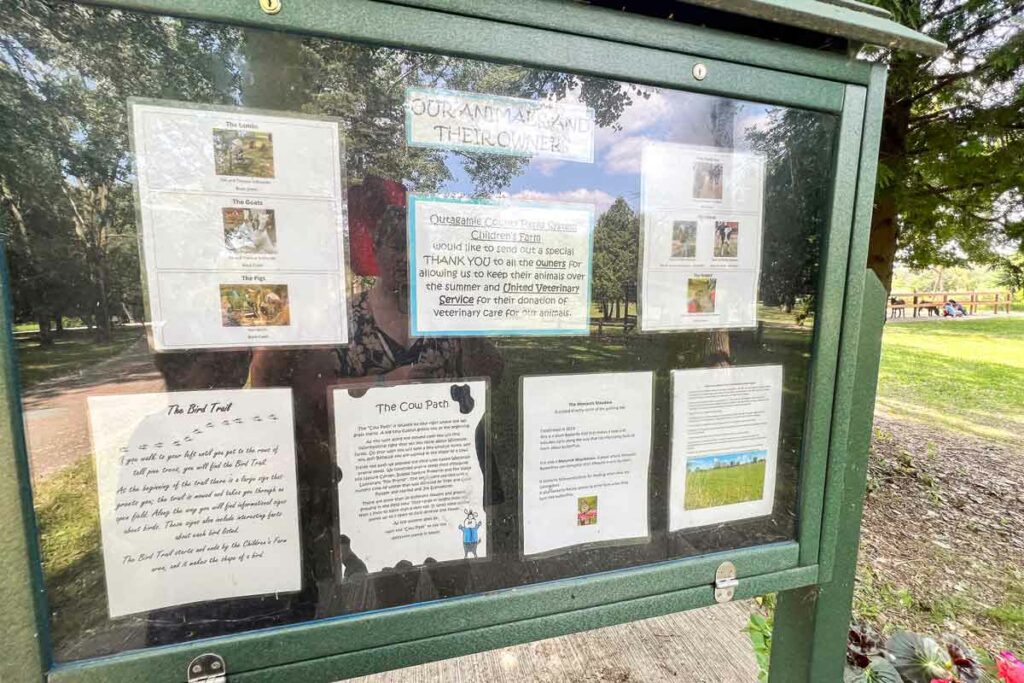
[
  {"xmin": 21, "ymin": 336, "xmax": 164, "ymax": 482},
  {"xmin": 348, "ymin": 602, "xmax": 758, "ymax": 683}
]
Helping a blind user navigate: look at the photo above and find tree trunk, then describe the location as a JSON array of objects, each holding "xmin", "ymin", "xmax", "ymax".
[
  {"xmin": 95, "ymin": 266, "xmax": 112, "ymax": 342},
  {"xmin": 867, "ymin": 68, "xmax": 915, "ymax": 294},
  {"xmin": 867, "ymin": 194, "xmax": 899, "ymax": 293},
  {"xmin": 54, "ymin": 314, "xmax": 64, "ymax": 334},
  {"xmin": 36, "ymin": 313, "xmax": 53, "ymax": 347}
]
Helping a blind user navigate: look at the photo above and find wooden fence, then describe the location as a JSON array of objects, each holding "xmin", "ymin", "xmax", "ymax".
[{"xmin": 886, "ymin": 291, "xmax": 1012, "ymax": 318}]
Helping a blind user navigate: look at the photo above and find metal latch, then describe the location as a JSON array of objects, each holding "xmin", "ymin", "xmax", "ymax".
[
  {"xmin": 188, "ymin": 653, "xmax": 227, "ymax": 683},
  {"xmin": 714, "ymin": 561, "xmax": 738, "ymax": 603}
]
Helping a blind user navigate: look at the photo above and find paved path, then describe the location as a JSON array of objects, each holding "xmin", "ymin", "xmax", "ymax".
[
  {"xmin": 349, "ymin": 602, "xmax": 758, "ymax": 682},
  {"xmin": 22, "ymin": 336, "xmax": 164, "ymax": 482}
]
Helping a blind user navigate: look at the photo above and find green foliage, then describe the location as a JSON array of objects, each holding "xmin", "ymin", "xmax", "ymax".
[
  {"xmin": 863, "ymin": 0, "xmax": 1024, "ymax": 281},
  {"xmin": 744, "ymin": 600, "xmax": 774, "ymax": 683},
  {"xmin": 746, "ymin": 109, "xmax": 836, "ymax": 313},
  {"xmin": 1, "ymin": 2, "xmax": 642, "ymax": 333},
  {"xmin": 845, "ymin": 658, "xmax": 903, "ymax": 683},
  {"xmin": 591, "ymin": 198, "xmax": 638, "ymax": 317},
  {"xmin": 887, "ymin": 631, "xmax": 954, "ymax": 682}
]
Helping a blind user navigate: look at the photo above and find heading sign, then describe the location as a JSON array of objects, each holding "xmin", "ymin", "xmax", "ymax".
[{"xmin": 405, "ymin": 87, "xmax": 595, "ymax": 162}]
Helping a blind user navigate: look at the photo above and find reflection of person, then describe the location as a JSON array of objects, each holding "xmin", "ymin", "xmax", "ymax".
[{"xmin": 247, "ymin": 176, "xmax": 503, "ymax": 615}]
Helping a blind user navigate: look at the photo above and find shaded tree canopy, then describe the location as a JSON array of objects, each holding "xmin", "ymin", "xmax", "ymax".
[
  {"xmin": 867, "ymin": 0, "xmax": 1024, "ymax": 290},
  {"xmin": 0, "ymin": 1, "xmax": 643, "ymax": 338}
]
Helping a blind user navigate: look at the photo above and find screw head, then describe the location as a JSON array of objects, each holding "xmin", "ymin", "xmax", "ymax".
[
  {"xmin": 692, "ymin": 63, "xmax": 707, "ymax": 80},
  {"xmin": 259, "ymin": 0, "xmax": 282, "ymax": 14}
]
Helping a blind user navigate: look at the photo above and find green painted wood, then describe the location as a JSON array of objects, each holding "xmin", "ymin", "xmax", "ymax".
[
  {"xmin": 795, "ymin": 84, "xmax": 864, "ymax": 566},
  {"xmin": 816, "ymin": 67, "xmax": 887, "ymax": 583},
  {"xmin": 0, "ymin": 230, "xmax": 50, "ymax": 682},
  {"xmin": 379, "ymin": 0, "xmax": 875, "ymax": 85},
  {"xmin": 232, "ymin": 566, "xmax": 820, "ymax": 683},
  {"xmin": 679, "ymin": 0, "xmax": 945, "ymax": 56},
  {"xmin": 768, "ymin": 64, "xmax": 888, "ymax": 682},
  {"xmin": 49, "ymin": 542, "xmax": 799, "ymax": 682},
  {"xmin": 76, "ymin": 0, "xmax": 846, "ymax": 112}
]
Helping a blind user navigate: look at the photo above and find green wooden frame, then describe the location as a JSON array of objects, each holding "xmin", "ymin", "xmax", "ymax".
[{"xmin": 0, "ymin": 1, "xmax": 894, "ymax": 681}]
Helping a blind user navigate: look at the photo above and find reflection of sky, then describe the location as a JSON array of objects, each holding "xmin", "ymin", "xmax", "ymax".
[
  {"xmin": 441, "ymin": 86, "xmax": 774, "ymax": 213},
  {"xmin": 688, "ymin": 449, "xmax": 768, "ymax": 471}
]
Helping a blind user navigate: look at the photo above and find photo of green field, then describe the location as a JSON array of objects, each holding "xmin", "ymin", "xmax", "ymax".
[{"xmin": 684, "ymin": 450, "xmax": 767, "ymax": 511}]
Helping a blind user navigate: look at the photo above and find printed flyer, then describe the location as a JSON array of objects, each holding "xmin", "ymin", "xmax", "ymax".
[
  {"xmin": 521, "ymin": 372, "xmax": 653, "ymax": 556},
  {"xmin": 88, "ymin": 388, "xmax": 301, "ymax": 617},
  {"xmin": 668, "ymin": 365, "xmax": 782, "ymax": 530},
  {"xmin": 638, "ymin": 142, "xmax": 766, "ymax": 332},
  {"xmin": 408, "ymin": 195, "xmax": 594, "ymax": 337},
  {"xmin": 130, "ymin": 99, "xmax": 349, "ymax": 350},
  {"xmin": 332, "ymin": 380, "xmax": 488, "ymax": 574}
]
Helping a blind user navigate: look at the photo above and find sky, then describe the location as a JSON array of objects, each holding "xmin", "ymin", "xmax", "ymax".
[
  {"xmin": 440, "ymin": 85, "xmax": 776, "ymax": 215},
  {"xmin": 687, "ymin": 449, "xmax": 768, "ymax": 471}
]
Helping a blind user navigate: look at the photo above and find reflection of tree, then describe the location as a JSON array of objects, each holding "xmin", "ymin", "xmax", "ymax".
[
  {"xmin": 747, "ymin": 109, "xmax": 835, "ymax": 319},
  {"xmin": 2, "ymin": 5, "xmax": 644, "ymax": 336},
  {"xmin": 592, "ymin": 198, "xmax": 639, "ymax": 319}
]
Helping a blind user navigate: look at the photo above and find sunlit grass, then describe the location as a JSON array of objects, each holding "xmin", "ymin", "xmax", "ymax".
[{"xmin": 876, "ymin": 318, "xmax": 1024, "ymax": 442}]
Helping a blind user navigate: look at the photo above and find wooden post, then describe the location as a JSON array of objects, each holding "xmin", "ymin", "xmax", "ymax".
[{"xmin": 912, "ymin": 292, "xmax": 918, "ymax": 318}]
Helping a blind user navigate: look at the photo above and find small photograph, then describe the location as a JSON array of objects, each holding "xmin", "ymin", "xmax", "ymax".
[
  {"xmin": 577, "ymin": 495, "xmax": 597, "ymax": 526},
  {"xmin": 220, "ymin": 284, "xmax": 290, "ymax": 327},
  {"xmin": 213, "ymin": 128, "xmax": 275, "ymax": 178},
  {"xmin": 692, "ymin": 161, "xmax": 723, "ymax": 200},
  {"xmin": 671, "ymin": 220, "xmax": 697, "ymax": 259},
  {"xmin": 684, "ymin": 450, "xmax": 767, "ymax": 511},
  {"xmin": 686, "ymin": 276, "xmax": 716, "ymax": 314},
  {"xmin": 714, "ymin": 220, "xmax": 739, "ymax": 258},
  {"xmin": 222, "ymin": 208, "xmax": 277, "ymax": 254}
]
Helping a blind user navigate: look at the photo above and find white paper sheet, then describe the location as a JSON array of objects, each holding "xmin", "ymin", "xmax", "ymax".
[
  {"xmin": 405, "ymin": 87, "xmax": 595, "ymax": 162},
  {"xmin": 332, "ymin": 380, "xmax": 488, "ymax": 574},
  {"xmin": 668, "ymin": 365, "xmax": 782, "ymax": 530},
  {"xmin": 408, "ymin": 195, "xmax": 594, "ymax": 337},
  {"xmin": 88, "ymin": 388, "xmax": 301, "ymax": 617},
  {"xmin": 521, "ymin": 372, "xmax": 653, "ymax": 556},
  {"xmin": 639, "ymin": 143, "xmax": 765, "ymax": 331},
  {"xmin": 130, "ymin": 100, "xmax": 349, "ymax": 350}
]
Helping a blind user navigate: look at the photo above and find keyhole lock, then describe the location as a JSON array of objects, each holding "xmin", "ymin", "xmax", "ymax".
[
  {"xmin": 692, "ymin": 63, "xmax": 708, "ymax": 81},
  {"xmin": 259, "ymin": 0, "xmax": 282, "ymax": 15}
]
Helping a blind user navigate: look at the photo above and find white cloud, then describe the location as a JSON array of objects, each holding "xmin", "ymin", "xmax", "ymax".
[
  {"xmin": 530, "ymin": 158, "xmax": 566, "ymax": 176},
  {"xmin": 594, "ymin": 89, "xmax": 671, "ymax": 151},
  {"xmin": 601, "ymin": 135, "xmax": 658, "ymax": 175},
  {"xmin": 510, "ymin": 188, "xmax": 617, "ymax": 213}
]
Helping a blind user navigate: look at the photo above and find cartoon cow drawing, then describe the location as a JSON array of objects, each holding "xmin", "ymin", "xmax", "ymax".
[{"xmin": 458, "ymin": 509, "xmax": 482, "ymax": 559}]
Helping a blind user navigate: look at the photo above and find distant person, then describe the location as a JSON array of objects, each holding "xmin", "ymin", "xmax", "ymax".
[
  {"xmin": 950, "ymin": 299, "xmax": 968, "ymax": 316},
  {"xmin": 943, "ymin": 302, "xmax": 963, "ymax": 317}
]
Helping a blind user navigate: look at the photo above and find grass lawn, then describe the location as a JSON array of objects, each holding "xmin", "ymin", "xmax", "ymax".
[
  {"xmin": 875, "ymin": 317, "xmax": 1024, "ymax": 442},
  {"xmin": 15, "ymin": 327, "xmax": 143, "ymax": 389},
  {"xmin": 685, "ymin": 459, "xmax": 766, "ymax": 510}
]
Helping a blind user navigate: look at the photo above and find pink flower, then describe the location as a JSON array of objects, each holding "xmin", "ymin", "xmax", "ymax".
[{"xmin": 998, "ymin": 652, "xmax": 1024, "ymax": 683}]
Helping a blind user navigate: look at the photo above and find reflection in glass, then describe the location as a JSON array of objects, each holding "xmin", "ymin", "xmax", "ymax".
[{"xmin": 2, "ymin": 1, "xmax": 835, "ymax": 662}]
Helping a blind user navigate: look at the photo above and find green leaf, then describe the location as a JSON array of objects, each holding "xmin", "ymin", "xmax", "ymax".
[{"xmin": 887, "ymin": 631, "xmax": 952, "ymax": 683}]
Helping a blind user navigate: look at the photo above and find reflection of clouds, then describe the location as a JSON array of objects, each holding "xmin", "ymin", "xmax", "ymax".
[
  {"xmin": 602, "ymin": 135, "xmax": 659, "ymax": 175},
  {"xmin": 594, "ymin": 89, "xmax": 671, "ymax": 151},
  {"xmin": 530, "ymin": 158, "xmax": 565, "ymax": 176},
  {"xmin": 510, "ymin": 188, "xmax": 616, "ymax": 213}
]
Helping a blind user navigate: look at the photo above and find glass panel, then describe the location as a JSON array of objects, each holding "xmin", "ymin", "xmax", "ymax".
[{"xmin": 1, "ymin": 1, "xmax": 837, "ymax": 662}]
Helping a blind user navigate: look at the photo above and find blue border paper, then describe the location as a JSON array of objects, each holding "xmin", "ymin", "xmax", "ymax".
[{"xmin": 407, "ymin": 194, "xmax": 595, "ymax": 337}]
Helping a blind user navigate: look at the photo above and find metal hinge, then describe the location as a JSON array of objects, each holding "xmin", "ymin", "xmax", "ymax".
[
  {"xmin": 714, "ymin": 561, "xmax": 739, "ymax": 603},
  {"xmin": 188, "ymin": 653, "xmax": 228, "ymax": 683}
]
